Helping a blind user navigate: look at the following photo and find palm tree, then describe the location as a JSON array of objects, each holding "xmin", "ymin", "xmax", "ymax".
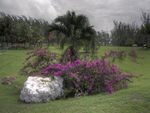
[{"xmin": 49, "ymin": 11, "xmax": 96, "ymax": 63}]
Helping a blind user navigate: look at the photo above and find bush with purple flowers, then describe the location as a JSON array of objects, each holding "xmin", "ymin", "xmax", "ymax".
[
  {"xmin": 42, "ymin": 59, "xmax": 133, "ymax": 97},
  {"xmin": 102, "ymin": 50, "xmax": 126, "ymax": 62},
  {"xmin": 103, "ymin": 49, "xmax": 138, "ymax": 63},
  {"xmin": 21, "ymin": 48, "xmax": 57, "ymax": 76},
  {"xmin": 128, "ymin": 49, "xmax": 137, "ymax": 62}
]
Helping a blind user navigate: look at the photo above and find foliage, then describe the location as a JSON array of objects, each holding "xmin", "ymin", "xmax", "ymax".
[
  {"xmin": 21, "ymin": 48, "xmax": 57, "ymax": 76},
  {"xmin": 42, "ymin": 59, "xmax": 133, "ymax": 96}
]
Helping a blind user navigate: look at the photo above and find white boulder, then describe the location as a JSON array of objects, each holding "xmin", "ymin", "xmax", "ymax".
[{"xmin": 20, "ymin": 76, "xmax": 63, "ymax": 103}]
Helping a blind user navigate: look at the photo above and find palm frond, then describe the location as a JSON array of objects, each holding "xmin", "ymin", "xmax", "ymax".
[{"xmin": 49, "ymin": 23, "xmax": 68, "ymax": 36}]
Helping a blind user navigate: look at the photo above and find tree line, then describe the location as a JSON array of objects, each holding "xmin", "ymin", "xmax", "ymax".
[
  {"xmin": 0, "ymin": 11, "xmax": 111, "ymax": 50},
  {"xmin": 0, "ymin": 12, "xmax": 49, "ymax": 49},
  {"xmin": 0, "ymin": 11, "xmax": 150, "ymax": 50},
  {"xmin": 111, "ymin": 12, "xmax": 150, "ymax": 48}
]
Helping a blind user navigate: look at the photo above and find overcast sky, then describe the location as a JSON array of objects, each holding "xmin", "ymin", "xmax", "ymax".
[{"xmin": 0, "ymin": 0, "xmax": 150, "ymax": 32}]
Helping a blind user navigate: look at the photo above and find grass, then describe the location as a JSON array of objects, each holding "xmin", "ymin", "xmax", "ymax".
[{"xmin": 0, "ymin": 46, "xmax": 150, "ymax": 113}]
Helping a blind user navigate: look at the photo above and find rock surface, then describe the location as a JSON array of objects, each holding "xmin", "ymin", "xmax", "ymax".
[{"xmin": 20, "ymin": 76, "xmax": 63, "ymax": 103}]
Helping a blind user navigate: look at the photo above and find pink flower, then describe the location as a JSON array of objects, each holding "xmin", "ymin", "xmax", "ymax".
[{"xmin": 111, "ymin": 64, "xmax": 118, "ymax": 73}]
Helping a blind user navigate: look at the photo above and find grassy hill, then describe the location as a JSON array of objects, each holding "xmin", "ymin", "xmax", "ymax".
[{"xmin": 0, "ymin": 46, "xmax": 150, "ymax": 113}]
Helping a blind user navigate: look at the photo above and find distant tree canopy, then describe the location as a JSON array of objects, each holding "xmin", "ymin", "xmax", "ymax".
[
  {"xmin": 96, "ymin": 31, "xmax": 110, "ymax": 46},
  {"xmin": 0, "ymin": 12, "xmax": 49, "ymax": 48},
  {"xmin": 1, "ymin": 11, "xmax": 150, "ymax": 49},
  {"xmin": 139, "ymin": 12, "xmax": 150, "ymax": 47},
  {"xmin": 111, "ymin": 12, "xmax": 150, "ymax": 48},
  {"xmin": 111, "ymin": 21, "xmax": 137, "ymax": 46}
]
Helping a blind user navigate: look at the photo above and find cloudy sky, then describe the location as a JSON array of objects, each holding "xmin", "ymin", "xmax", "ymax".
[{"xmin": 0, "ymin": 0, "xmax": 150, "ymax": 32}]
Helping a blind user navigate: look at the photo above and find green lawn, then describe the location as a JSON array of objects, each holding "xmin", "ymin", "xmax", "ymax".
[{"xmin": 0, "ymin": 46, "xmax": 150, "ymax": 113}]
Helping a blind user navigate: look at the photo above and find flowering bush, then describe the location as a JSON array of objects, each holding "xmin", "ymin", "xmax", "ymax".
[
  {"xmin": 128, "ymin": 49, "xmax": 137, "ymax": 62},
  {"xmin": 42, "ymin": 59, "xmax": 133, "ymax": 96},
  {"xmin": 21, "ymin": 48, "xmax": 57, "ymax": 76},
  {"xmin": 102, "ymin": 50, "xmax": 126, "ymax": 62},
  {"xmin": 103, "ymin": 49, "xmax": 138, "ymax": 63}
]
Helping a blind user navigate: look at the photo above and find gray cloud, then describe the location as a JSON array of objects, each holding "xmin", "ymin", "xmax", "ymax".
[{"xmin": 0, "ymin": 0, "xmax": 150, "ymax": 32}]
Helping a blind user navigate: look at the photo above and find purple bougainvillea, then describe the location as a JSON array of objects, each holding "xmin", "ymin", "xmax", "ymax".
[{"xmin": 42, "ymin": 59, "xmax": 133, "ymax": 96}]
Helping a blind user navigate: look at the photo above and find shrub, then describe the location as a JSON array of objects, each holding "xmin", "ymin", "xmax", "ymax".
[
  {"xmin": 60, "ymin": 46, "xmax": 79, "ymax": 64},
  {"xmin": 128, "ymin": 49, "xmax": 137, "ymax": 62},
  {"xmin": 103, "ymin": 49, "xmax": 138, "ymax": 63},
  {"xmin": 21, "ymin": 48, "xmax": 57, "ymax": 76},
  {"xmin": 42, "ymin": 59, "xmax": 133, "ymax": 96},
  {"xmin": 102, "ymin": 50, "xmax": 126, "ymax": 62},
  {"xmin": 1, "ymin": 76, "xmax": 17, "ymax": 85}
]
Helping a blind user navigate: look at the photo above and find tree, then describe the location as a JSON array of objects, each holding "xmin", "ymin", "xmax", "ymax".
[
  {"xmin": 97, "ymin": 31, "xmax": 110, "ymax": 46},
  {"xmin": 111, "ymin": 21, "xmax": 137, "ymax": 46},
  {"xmin": 0, "ymin": 12, "xmax": 50, "ymax": 49},
  {"xmin": 49, "ymin": 11, "xmax": 96, "ymax": 62},
  {"xmin": 139, "ymin": 12, "xmax": 150, "ymax": 48}
]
